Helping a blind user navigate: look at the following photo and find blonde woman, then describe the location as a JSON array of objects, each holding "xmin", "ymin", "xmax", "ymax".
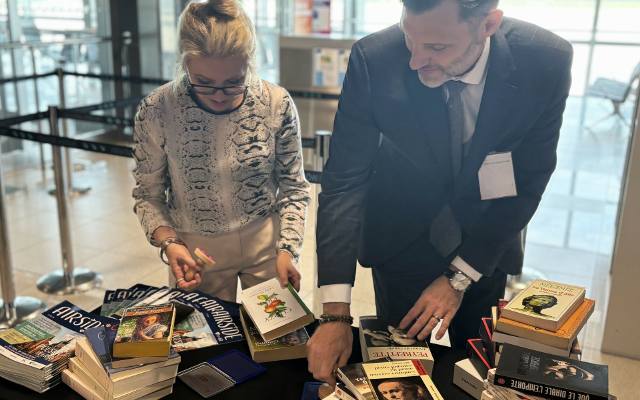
[{"xmin": 132, "ymin": 0, "xmax": 310, "ymax": 301}]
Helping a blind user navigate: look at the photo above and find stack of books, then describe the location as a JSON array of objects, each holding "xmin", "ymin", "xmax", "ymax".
[
  {"xmin": 493, "ymin": 280, "xmax": 593, "ymax": 360},
  {"xmin": 335, "ymin": 358, "xmax": 444, "ymax": 400},
  {"xmin": 63, "ymin": 321, "xmax": 181, "ymax": 400},
  {"xmin": 453, "ymin": 279, "xmax": 614, "ymax": 400},
  {"xmin": 238, "ymin": 278, "xmax": 314, "ymax": 362},
  {"xmin": 0, "ymin": 301, "xmax": 117, "ymax": 393}
]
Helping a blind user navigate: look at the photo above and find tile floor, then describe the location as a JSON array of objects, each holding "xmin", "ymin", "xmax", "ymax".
[{"xmin": 0, "ymin": 94, "xmax": 638, "ymax": 398}]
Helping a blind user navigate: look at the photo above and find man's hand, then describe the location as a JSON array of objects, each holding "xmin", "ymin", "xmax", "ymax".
[
  {"xmin": 398, "ymin": 275, "xmax": 463, "ymax": 340},
  {"xmin": 276, "ymin": 251, "xmax": 301, "ymax": 291},
  {"xmin": 166, "ymin": 244, "xmax": 202, "ymax": 290},
  {"xmin": 307, "ymin": 303, "xmax": 353, "ymax": 385}
]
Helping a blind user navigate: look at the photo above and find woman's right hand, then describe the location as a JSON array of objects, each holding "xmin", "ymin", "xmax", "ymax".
[{"xmin": 165, "ymin": 243, "xmax": 202, "ymax": 290}]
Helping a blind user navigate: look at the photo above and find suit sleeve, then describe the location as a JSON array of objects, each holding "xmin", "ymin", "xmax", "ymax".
[
  {"xmin": 456, "ymin": 48, "xmax": 573, "ymax": 276},
  {"xmin": 316, "ymin": 42, "xmax": 382, "ymax": 286}
]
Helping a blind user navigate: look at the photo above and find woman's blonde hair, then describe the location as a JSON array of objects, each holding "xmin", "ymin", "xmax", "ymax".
[{"xmin": 175, "ymin": 0, "xmax": 256, "ymax": 86}]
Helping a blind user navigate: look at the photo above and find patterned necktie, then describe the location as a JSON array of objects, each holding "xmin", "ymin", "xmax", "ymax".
[{"xmin": 429, "ymin": 80, "xmax": 466, "ymax": 258}]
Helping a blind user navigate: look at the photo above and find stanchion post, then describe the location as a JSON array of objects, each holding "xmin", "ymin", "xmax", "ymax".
[
  {"xmin": 53, "ymin": 68, "xmax": 90, "ymax": 196},
  {"xmin": 0, "ymin": 140, "xmax": 47, "ymax": 328},
  {"xmin": 36, "ymin": 106, "xmax": 102, "ymax": 295},
  {"xmin": 30, "ymin": 47, "xmax": 47, "ymax": 184},
  {"xmin": 314, "ymin": 129, "xmax": 332, "ymax": 171}
]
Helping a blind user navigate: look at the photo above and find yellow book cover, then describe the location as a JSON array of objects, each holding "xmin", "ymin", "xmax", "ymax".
[
  {"xmin": 113, "ymin": 303, "xmax": 175, "ymax": 358},
  {"xmin": 502, "ymin": 280, "xmax": 585, "ymax": 331},
  {"xmin": 361, "ymin": 360, "xmax": 443, "ymax": 400}
]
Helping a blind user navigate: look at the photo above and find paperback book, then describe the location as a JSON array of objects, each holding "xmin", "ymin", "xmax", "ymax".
[
  {"xmin": 361, "ymin": 360, "xmax": 444, "ymax": 400},
  {"xmin": 492, "ymin": 344, "xmax": 608, "ymax": 400},
  {"xmin": 239, "ymin": 306, "xmax": 308, "ymax": 362},
  {"xmin": 239, "ymin": 278, "xmax": 314, "ymax": 341},
  {"xmin": 501, "ymin": 280, "xmax": 585, "ymax": 331},
  {"xmin": 113, "ymin": 303, "xmax": 176, "ymax": 358},
  {"xmin": 359, "ymin": 315, "xmax": 434, "ymax": 374}
]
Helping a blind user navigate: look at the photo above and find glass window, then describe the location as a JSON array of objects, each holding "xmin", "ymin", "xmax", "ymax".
[
  {"xmin": 354, "ymin": 0, "xmax": 402, "ymax": 35},
  {"xmin": 596, "ymin": 0, "xmax": 640, "ymax": 43}
]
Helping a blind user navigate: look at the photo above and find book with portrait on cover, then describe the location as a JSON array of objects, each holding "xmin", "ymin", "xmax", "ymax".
[
  {"xmin": 361, "ymin": 360, "xmax": 443, "ymax": 400},
  {"xmin": 113, "ymin": 303, "xmax": 176, "ymax": 358},
  {"xmin": 501, "ymin": 280, "xmax": 585, "ymax": 331},
  {"xmin": 239, "ymin": 278, "xmax": 314, "ymax": 341},
  {"xmin": 492, "ymin": 344, "xmax": 608, "ymax": 400},
  {"xmin": 359, "ymin": 315, "xmax": 434, "ymax": 375}
]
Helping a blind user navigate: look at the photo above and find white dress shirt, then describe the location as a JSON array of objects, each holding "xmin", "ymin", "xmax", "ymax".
[{"xmin": 321, "ymin": 38, "xmax": 491, "ymax": 304}]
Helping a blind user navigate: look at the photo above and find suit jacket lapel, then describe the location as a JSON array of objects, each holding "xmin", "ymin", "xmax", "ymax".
[
  {"xmin": 403, "ymin": 68, "xmax": 453, "ymax": 188},
  {"xmin": 455, "ymin": 29, "xmax": 521, "ymax": 194}
]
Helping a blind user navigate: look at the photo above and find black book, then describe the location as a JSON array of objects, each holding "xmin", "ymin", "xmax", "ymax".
[{"xmin": 493, "ymin": 344, "xmax": 608, "ymax": 400}]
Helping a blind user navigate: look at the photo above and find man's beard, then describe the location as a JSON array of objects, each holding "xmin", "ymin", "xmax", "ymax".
[{"xmin": 417, "ymin": 39, "xmax": 485, "ymax": 88}]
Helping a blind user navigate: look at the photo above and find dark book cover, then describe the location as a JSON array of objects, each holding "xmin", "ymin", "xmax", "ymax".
[
  {"xmin": 467, "ymin": 338, "xmax": 491, "ymax": 377},
  {"xmin": 494, "ymin": 343, "xmax": 608, "ymax": 400},
  {"xmin": 479, "ymin": 317, "xmax": 496, "ymax": 367}
]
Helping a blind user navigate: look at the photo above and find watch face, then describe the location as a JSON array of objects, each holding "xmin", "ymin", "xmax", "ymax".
[{"xmin": 451, "ymin": 272, "xmax": 471, "ymax": 291}]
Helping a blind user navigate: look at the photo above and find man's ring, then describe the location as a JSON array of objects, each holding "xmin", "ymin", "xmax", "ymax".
[
  {"xmin": 432, "ymin": 315, "xmax": 442, "ymax": 321},
  {"xmin": 176, "ymin": 278, "xmax": 186, "ymax": 285}
]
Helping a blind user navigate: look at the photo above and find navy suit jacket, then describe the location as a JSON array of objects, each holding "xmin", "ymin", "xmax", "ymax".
[{"xmin": 316, "ymin": 18, "xmax": 573, "ymax": 286}]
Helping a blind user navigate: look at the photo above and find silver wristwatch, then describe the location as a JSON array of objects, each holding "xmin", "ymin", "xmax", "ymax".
[{"xmin": 444, "ymin": 268, "xmax": 473, "ymax": 292}]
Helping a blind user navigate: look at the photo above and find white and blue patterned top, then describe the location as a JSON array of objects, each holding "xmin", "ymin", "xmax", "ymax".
[{"xmin": 132, "ymin": 78, "xmax": 310, "ymax": 259}]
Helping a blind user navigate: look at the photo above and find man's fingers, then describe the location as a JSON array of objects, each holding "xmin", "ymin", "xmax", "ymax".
[
  {"xmin": 436, "ymin": 313, "xmax": 453, "ymax": 340},
  {"xmin": 417, "ymin": 315, "xmax": 440, "ymax": 341},
  {"xmin": 399, "ymin": 305, "xmax": 421, "ymax": 330},
  {"xmin": 406, "ymin": 305, "xmax": 436, "ymax": 338}
]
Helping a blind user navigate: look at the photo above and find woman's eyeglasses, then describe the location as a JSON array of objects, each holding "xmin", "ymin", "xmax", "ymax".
[{"xmin": 189, "ymin": 82, "xmax": 247, "ymax": 96}]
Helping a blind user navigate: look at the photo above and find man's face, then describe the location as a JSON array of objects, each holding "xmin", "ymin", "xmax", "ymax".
[
  {"xmin": 378, "ymin": 381, "xmax": 413, "ymax": 400},
  {"xmin": 400, "ymin": 0, "xmax": 494, "ymax": 88}
]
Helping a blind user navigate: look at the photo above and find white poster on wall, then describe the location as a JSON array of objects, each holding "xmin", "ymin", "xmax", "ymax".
[{"xmin": 312, "ymin": 48, "xmax": 351, "ymax": 88}]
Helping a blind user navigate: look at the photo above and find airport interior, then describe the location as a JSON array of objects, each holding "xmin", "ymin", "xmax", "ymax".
[{"xmin": 0, "ymin": 0, "xmax": 639, "ymax": 399}]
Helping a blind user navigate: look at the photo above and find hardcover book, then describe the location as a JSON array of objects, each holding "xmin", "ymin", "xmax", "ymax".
[
  {"xmin": 361, "ymin": 360, "xmax": 444, "ymax": 400},
  {"xmin": 502, "ymin": 280, "xmax": 585, "ymax": 331},
  {"xmin": 239, "ymin": 278, "xmax": 314, "ymax": 341},
  {"xmin": 113, "ymin": 303, "xmax": 176, "ymax": 358},
  {"xmin": 496, "ymin": 299, "xmax": 595, "ymax": 350},
  {"xmin": 467, "ymin": 338, "xmax": 492, "ymax": 377},
  {"xmin": 479, "ymin": 317, "xmax": 496, "ymax": 368},
  {"xmin": 453, "ymin": 358, "xmax": 485, "ymax": 400},
  {"xmin": 359, "ymin": 315, "xmax": 434, "ymax": 375},
  {"xmin": 492, "ymin": 344, "xmax": 608, "ymax": 400},
  {"xmin": 239, "ymin": 306, "xmax": 308, "ymax": 362}
]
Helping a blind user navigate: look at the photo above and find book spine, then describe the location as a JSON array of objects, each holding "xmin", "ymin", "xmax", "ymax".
[
  {"xmin": 75, "ymin": 341, "xmax": 110, "ymax": 389},
  {"xmin": 493, "ymin": 373, "xmax": 608, "ymax": 400}
]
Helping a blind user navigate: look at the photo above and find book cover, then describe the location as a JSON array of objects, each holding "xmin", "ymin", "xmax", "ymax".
[
  {"xmin": 335, "ymin": 382, "xmax": 358, "ymax": 400},
  {"xmin": 113, "ymin": 303, "xmax": 175, "ymax": 358},
  {"xmin": 493, "ymin": 344, "xmax": 608, "ymax": 400},
  {"xmin": 240, "ymin": 306, "xmax": 308, "ymax": 362},
  {"xmin": 496, "ymin": 299, "xmax": 595, "ymax": 350},
  {"xmin": 361, "ymin": 360, "xmax": 444, "ymax": 400},
  {"xmin": 118, "ymin": 286, "xmax": 244, "ymax": 351},
  {"xmin": 480, "ymin": 317, "xmax": 496, "ymax": 368},
  {"xmin": 359, "ymin": 315, "xmax": 434, "ymax": 375},
  {"xmin": 467, "ymin": 338, "xmax": 492, "ymax": 377},
  {"xmin": 239, "ymin": 278, "xmax": 314, "ymax": 341},
  {"xmin": 502, "ymin": 280, "xmax": 585, "ymax": 331}
]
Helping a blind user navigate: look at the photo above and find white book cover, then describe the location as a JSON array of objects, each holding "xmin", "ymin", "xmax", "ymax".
[{"xmin": 239, "ymin": 278, "xmax": 309, "ymax": 336}]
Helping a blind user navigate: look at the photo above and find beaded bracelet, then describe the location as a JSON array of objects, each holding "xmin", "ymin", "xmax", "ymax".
[{"xmin": 318, "ymin": 314, "xmax": 354, "ymax": 325}]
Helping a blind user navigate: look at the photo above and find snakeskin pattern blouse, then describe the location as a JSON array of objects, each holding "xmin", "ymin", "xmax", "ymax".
[{"xmin": 132, "ymin": 78, "xmax": 310, "ymax": 259}]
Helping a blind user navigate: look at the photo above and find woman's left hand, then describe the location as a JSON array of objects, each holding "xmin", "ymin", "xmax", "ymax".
[{"xmin": 276, "ymin": 250, "xmax": 301, "ymax": 291}]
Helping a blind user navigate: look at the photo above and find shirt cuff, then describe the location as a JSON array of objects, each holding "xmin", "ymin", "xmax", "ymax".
[
  {"xmin": 451, "ymin": 256, "xmax": 483, "ymax": 282},
  {"xmin": 319, "ymin": 284, "xmax": 352, "ymax": 304}
]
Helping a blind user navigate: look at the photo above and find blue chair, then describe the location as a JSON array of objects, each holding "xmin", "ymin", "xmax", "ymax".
[{"xmin": 585, "ymin": 61, "xmax": 640, "ymax": 129}]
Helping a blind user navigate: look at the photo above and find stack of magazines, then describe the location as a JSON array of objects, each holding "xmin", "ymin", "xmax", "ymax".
[{"xmin": 0, "ymin": 301, "xmax": 117, "ymax": 393}]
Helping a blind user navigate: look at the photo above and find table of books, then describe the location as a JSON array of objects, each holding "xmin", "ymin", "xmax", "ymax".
[{"xmin": 0, "ymin": 323, "xmax": 474, "ymax": 400}]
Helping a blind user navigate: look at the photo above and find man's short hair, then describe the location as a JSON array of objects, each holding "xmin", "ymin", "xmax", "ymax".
[{"xmin": 402, "ymin": 0, "xmax": 499, "ymax": 21}]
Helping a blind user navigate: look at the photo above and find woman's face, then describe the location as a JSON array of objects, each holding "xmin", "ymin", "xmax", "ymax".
[{"xmin": 186, "ymin": 54, "xmax": 248, "ymax": 112}]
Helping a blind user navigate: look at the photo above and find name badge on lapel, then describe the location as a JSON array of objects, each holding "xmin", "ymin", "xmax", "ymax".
[{"xmin": 478, "ymin": 152, "xmax": 517, "ymax": 200}]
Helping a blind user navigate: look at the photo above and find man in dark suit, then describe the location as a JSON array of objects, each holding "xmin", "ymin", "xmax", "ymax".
[{"xmin": 306, "ymin": 0, "xmax": 573, "ymax": 383}]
